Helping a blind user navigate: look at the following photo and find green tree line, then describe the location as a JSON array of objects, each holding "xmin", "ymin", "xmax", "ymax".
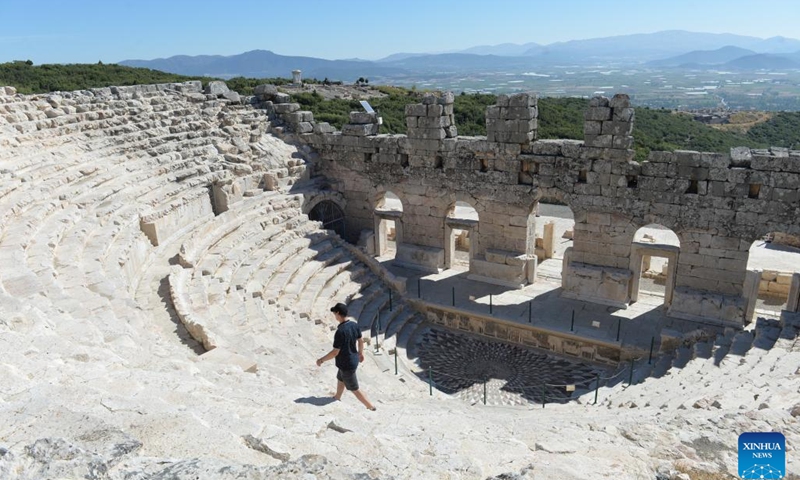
[{"xmin": 3, "ymin": 61, "xmax": 799, "ymax": 159}]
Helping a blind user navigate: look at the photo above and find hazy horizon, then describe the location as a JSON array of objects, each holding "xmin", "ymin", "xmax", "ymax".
[{"xmin": 2, "ymin": 0, "xmax": 800, "ymax": 64}]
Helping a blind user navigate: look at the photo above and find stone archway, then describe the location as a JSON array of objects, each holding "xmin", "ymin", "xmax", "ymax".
[{"xmin": 308, "ymin": 200, "xmax": 346, "ymax": 238}]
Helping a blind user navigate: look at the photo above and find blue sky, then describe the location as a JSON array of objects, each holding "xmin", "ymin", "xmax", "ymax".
[{"xmin": 1, "ymin": 0, "xmax": 799, "ymax": 63}]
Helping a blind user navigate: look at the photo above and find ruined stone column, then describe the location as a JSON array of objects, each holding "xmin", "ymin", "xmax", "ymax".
[
  {"xmin": 788, "ymin": 273, "xmax": 800, "ymax": 312},
  {"xmin": 743, "ymin": 270, "xmax": 762, "ymax": 324},
  {"xmin": 583, "ymin": 94, "xmax": 634, "ymax": 161},
  {"xmin": 405, "ymin": 92, "xmax": 456, "ymax": 140},
  {"xmin": 486, "ymin": 93, "xmax": 537, "ymax": 144}
]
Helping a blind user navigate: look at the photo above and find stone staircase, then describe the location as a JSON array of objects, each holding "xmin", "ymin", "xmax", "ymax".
[
  {"xmin": 591, "ymin": 314, "xmax": 800, "ymax": 411},
  {"xmin": 167, "ymin": 181, "xmax": 429, "ymax": 364}
]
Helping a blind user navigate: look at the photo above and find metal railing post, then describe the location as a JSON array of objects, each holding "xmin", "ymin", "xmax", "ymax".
[
  {"xmin": 627, "ymin": 358, "xmax": 634, "ymax": 386},
  {"xmin": 541, "ymin": 384, "xmax": 546, "ymax": 409},
  {"xmin": 483, "ymin": 380, "xmax": 487, "ymax": 405},
  {"xmin": 389, "ymin": 289, "xmax": 393, "ymax": 311},
  {"xmin": 394, "ymin": 348, "xmax": 398, "ymax": 375},
  {"xmin": 489, "ymin": 294, "xmax": 493, "ymax": 314},
  {"xmin": 616, "ymin": 319, "xmax": 621, "ymax": 342},
  {"xmin": 418, "ymin": 278, "xmax": 421, "ymax": 299},
  {"xmin": 648, "ymin": 337, "xmax": 655, "ymax": 364},
  {"xmin": 428, "ymin": 367, "xmax": 433, "ymax": 396},
  {"xmin": 593, "ymin": 374, "xmax": 599, "ymax": 405},
  {"xmin": 375, "ymin": 313, "xmax": 381, "ymax": 352},
  {"xmin": 528, "ymin": 300, "xmax": 532, "ymax": 323},
  {"xmin": 452, "ymin": 286, "xmax": 455, "ymax": 307},
  {"xmin": 570, "ymin": 310, "xmax": 575, "ymax": 332}
]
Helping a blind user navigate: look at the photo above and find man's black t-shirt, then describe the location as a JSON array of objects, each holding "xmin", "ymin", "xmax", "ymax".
[{"xmin": 333, "ymin": 320, "xmax": 361, "ymax": 371}]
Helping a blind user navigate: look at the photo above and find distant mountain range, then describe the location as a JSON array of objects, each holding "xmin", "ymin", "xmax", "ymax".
[
  {"xmin": 649, "ymin": 46, "xmax": 800, "ymax": 70},
  {"xmin": 119, "ymin": 30, "xmax": 800, "ymax": 80},
  {"xmin": 121, "ymin": 50, "xmax": 404, "ymax": 79}
]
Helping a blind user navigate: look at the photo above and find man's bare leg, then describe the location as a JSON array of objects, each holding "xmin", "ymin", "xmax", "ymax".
[
  {"xmin": 352, "ymin": 389, "xmax": 375, "ymax": 410},
  {"xmin": 333, "ymin": 381, "xmax": 345, "ymax": 401}
]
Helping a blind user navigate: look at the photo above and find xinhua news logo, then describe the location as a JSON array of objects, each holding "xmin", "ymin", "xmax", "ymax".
[{"xmin": 738, "ymin": 432, "xmax": 786, "ymax": 479}]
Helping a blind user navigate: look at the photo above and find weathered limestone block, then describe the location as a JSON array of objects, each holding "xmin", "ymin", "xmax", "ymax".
[
  {"xmin": 407, "ymin": 127, "xmax": 445, "ymax": 140},
  {"xmin": 274, "ymin": 103, "xmax": 301, "ymax": 114},
  {"xmin": 601, "ymin": 121, "xmax": 633, "ymax": 136},
  {"xmin": 349, "ymin": 111, "xmax": 378, "ymax": 124},
  {"xmin": 561, "ymin": 254, "xmax": 631, "ymax": 308},
  {"xmin": 730, "ymin": 146, "xmax": 752, "ymax": 167},
  {"xmin": 584, "ymin": 107, "xmax": 612, "ymax": 121},
  {"xmin": 140, "ymin": 190, "xmax": 215, "ymax": 246},
  {"xmin": 342, "ymin": 123, "xmax": 378, "ymax": 136},
  {"xmin": 585, "ymin": 135, "xmax": 613, "ymax": 148},
  {"xmin": 273, "ymin": 92, "xmax": 291, "ymax": 103},
  {"xmin": 427, "ymin": 104, "xmax": 444, "ymax": 116},
  {"xmin": 468, "ymin": 257, "xmax": 528, "ymax": 288},
  {"xmin": 254, "ymin": 84, "xmax": 278, "ymax": 97},
  {"xmin": 394, "ymin": 243, "xmax": 444, "ymax": 273},
  {"xmin": 405, "ymin": 104, "xmax": 426, "ymax": 117},
  {"xmin": 612, "ymin": 107, "xmax": 635, "ymax": 122},
  {"xmin": 313, "ymin": 122, "xmax": 335, "ymax": 134},
  {"xmin": 222, "ymin": 90, "xmax": 241, "ymax": 103},
  {"xmin": 669, "ymin": 286, "xmax": 747, "ymax": 325},
  {"xmin": 608, "ymin": 94, "xmax": 631, "ymax": 109},
  {"xmin": 508, "ymin": 93, "xmax": 537, "ymax": 107},
  {"xmin": 205, "ymin": 81, "xmax": 230, "ymax": 95},
  {"xmin": 293, "ymin": 122, "xmax": 314, "ymax": 134}
]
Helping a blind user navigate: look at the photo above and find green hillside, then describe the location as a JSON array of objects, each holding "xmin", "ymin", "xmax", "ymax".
[{"xmin": 3, "ymin": 62, "xmax": 798, "ymax": 160}]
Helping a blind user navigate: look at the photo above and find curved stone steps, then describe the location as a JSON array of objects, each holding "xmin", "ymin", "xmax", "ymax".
[
  {"xmin": 342, "ymin": 283, "xmax": 383, "ymax": 326},
  {"xmin": 305, "ymin": 260, "xmax": 364, "ymax": 315},
  {"xmin": 598, "ymin": 320, "xmax": 796, "ymax": 410},
  {"xmin": 374, "ymin": 301, "xmax": 406, "ymax": 337},
  {"xmin": 383, "ymin": 307, "xmax": 414, "ymax": 340},
  {"xmin": 190, "ymin": 204, "xmax": 302, "ymax": 275},
  {"xmin": 178, "ymin": 192, "xmax": 286, "ymax": 268},
  {"xmin": 234, "ymin": 238, "xmax": 330, "ymax": 300},
  {"xmin": 213, "ymin": 222, "xmax": 321, "ymax": 286},
  {"xmin": 277, "ymin": 245, "xmax": 347, "ymax": 307},
  {"xmin": 397, "ymin": 317, "xmax": 427, "ymax": 355},
  {"xmin": 254, "ymin": 235, "xmax": 333, "ymax": 304}
]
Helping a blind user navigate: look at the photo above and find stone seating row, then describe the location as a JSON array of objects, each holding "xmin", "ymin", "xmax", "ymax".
[{"xmin": 167, "ymin": 188, "xmax": 429, "ymax": 362}]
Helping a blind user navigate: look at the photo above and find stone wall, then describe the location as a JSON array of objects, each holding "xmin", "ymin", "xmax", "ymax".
[{"xmin": 255, "ymin": 88, "xmax": 800, "ymax": 327}]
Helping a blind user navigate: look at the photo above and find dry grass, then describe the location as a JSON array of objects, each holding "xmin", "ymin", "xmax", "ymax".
[{"xmin": 711, "ymin": 111, "xmax": 773, "ymax": 133}]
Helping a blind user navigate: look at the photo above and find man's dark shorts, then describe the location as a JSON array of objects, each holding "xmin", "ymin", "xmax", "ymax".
[{"xmin": 336, "ymin": 368, "xmax": 359, "ymax": 391}]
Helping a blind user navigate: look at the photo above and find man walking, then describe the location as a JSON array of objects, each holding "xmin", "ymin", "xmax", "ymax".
[{"xmin": 316, "ymin": 302, "xmax": 376, "ymax": 410}]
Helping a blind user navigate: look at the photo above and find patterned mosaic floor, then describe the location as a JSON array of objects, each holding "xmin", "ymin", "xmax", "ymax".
[{"xmin": 416, "ymin": 328, "xmax": 609, "ymax": 406}]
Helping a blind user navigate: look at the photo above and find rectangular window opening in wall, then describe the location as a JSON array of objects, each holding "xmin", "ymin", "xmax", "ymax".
[
  {"xmin": 364, "ymin": 153, "xmax": 372, "ymax": 163},
  {"xmin": 749, "ymin": 183, "xmax": 761, "ymax": 199},
  {"xmin": 435, "ymin": 155, "xmax": 443, "ymax": 169},
  {"xmin": 480, "ymin": 158, "xmax": 489, "ymax": 173},
  {"xmin": 400, "ymin": 154, "xmax": 409, "ymax": 168},
  {"xmin": 686, "ymin": 179, "xmax": 698, "ymax": 194},
  {"xmin": 578, "ymin": 169, "xmax": 587, "ymax": 183},
  {"xmin": 626, "ymin": 175, "xmax": 638, "ymax": 188}
]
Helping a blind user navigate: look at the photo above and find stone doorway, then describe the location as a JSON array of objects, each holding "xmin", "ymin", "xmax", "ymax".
[
  {"xmin": 374, "ymin": 191, "xmax": 403, "ymax": 259},
  {"xmin": 445, "ymin": 201, "xmax": 479, "ymax": 271},
  {"xmin": 629, "ymin": 225, "xmax": 680, "ymax": 308}
]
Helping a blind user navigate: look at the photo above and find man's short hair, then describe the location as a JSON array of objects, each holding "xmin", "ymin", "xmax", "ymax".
[{"xmin": 330, "ymin": 302, "xmax": 348, "ymax": 317}]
